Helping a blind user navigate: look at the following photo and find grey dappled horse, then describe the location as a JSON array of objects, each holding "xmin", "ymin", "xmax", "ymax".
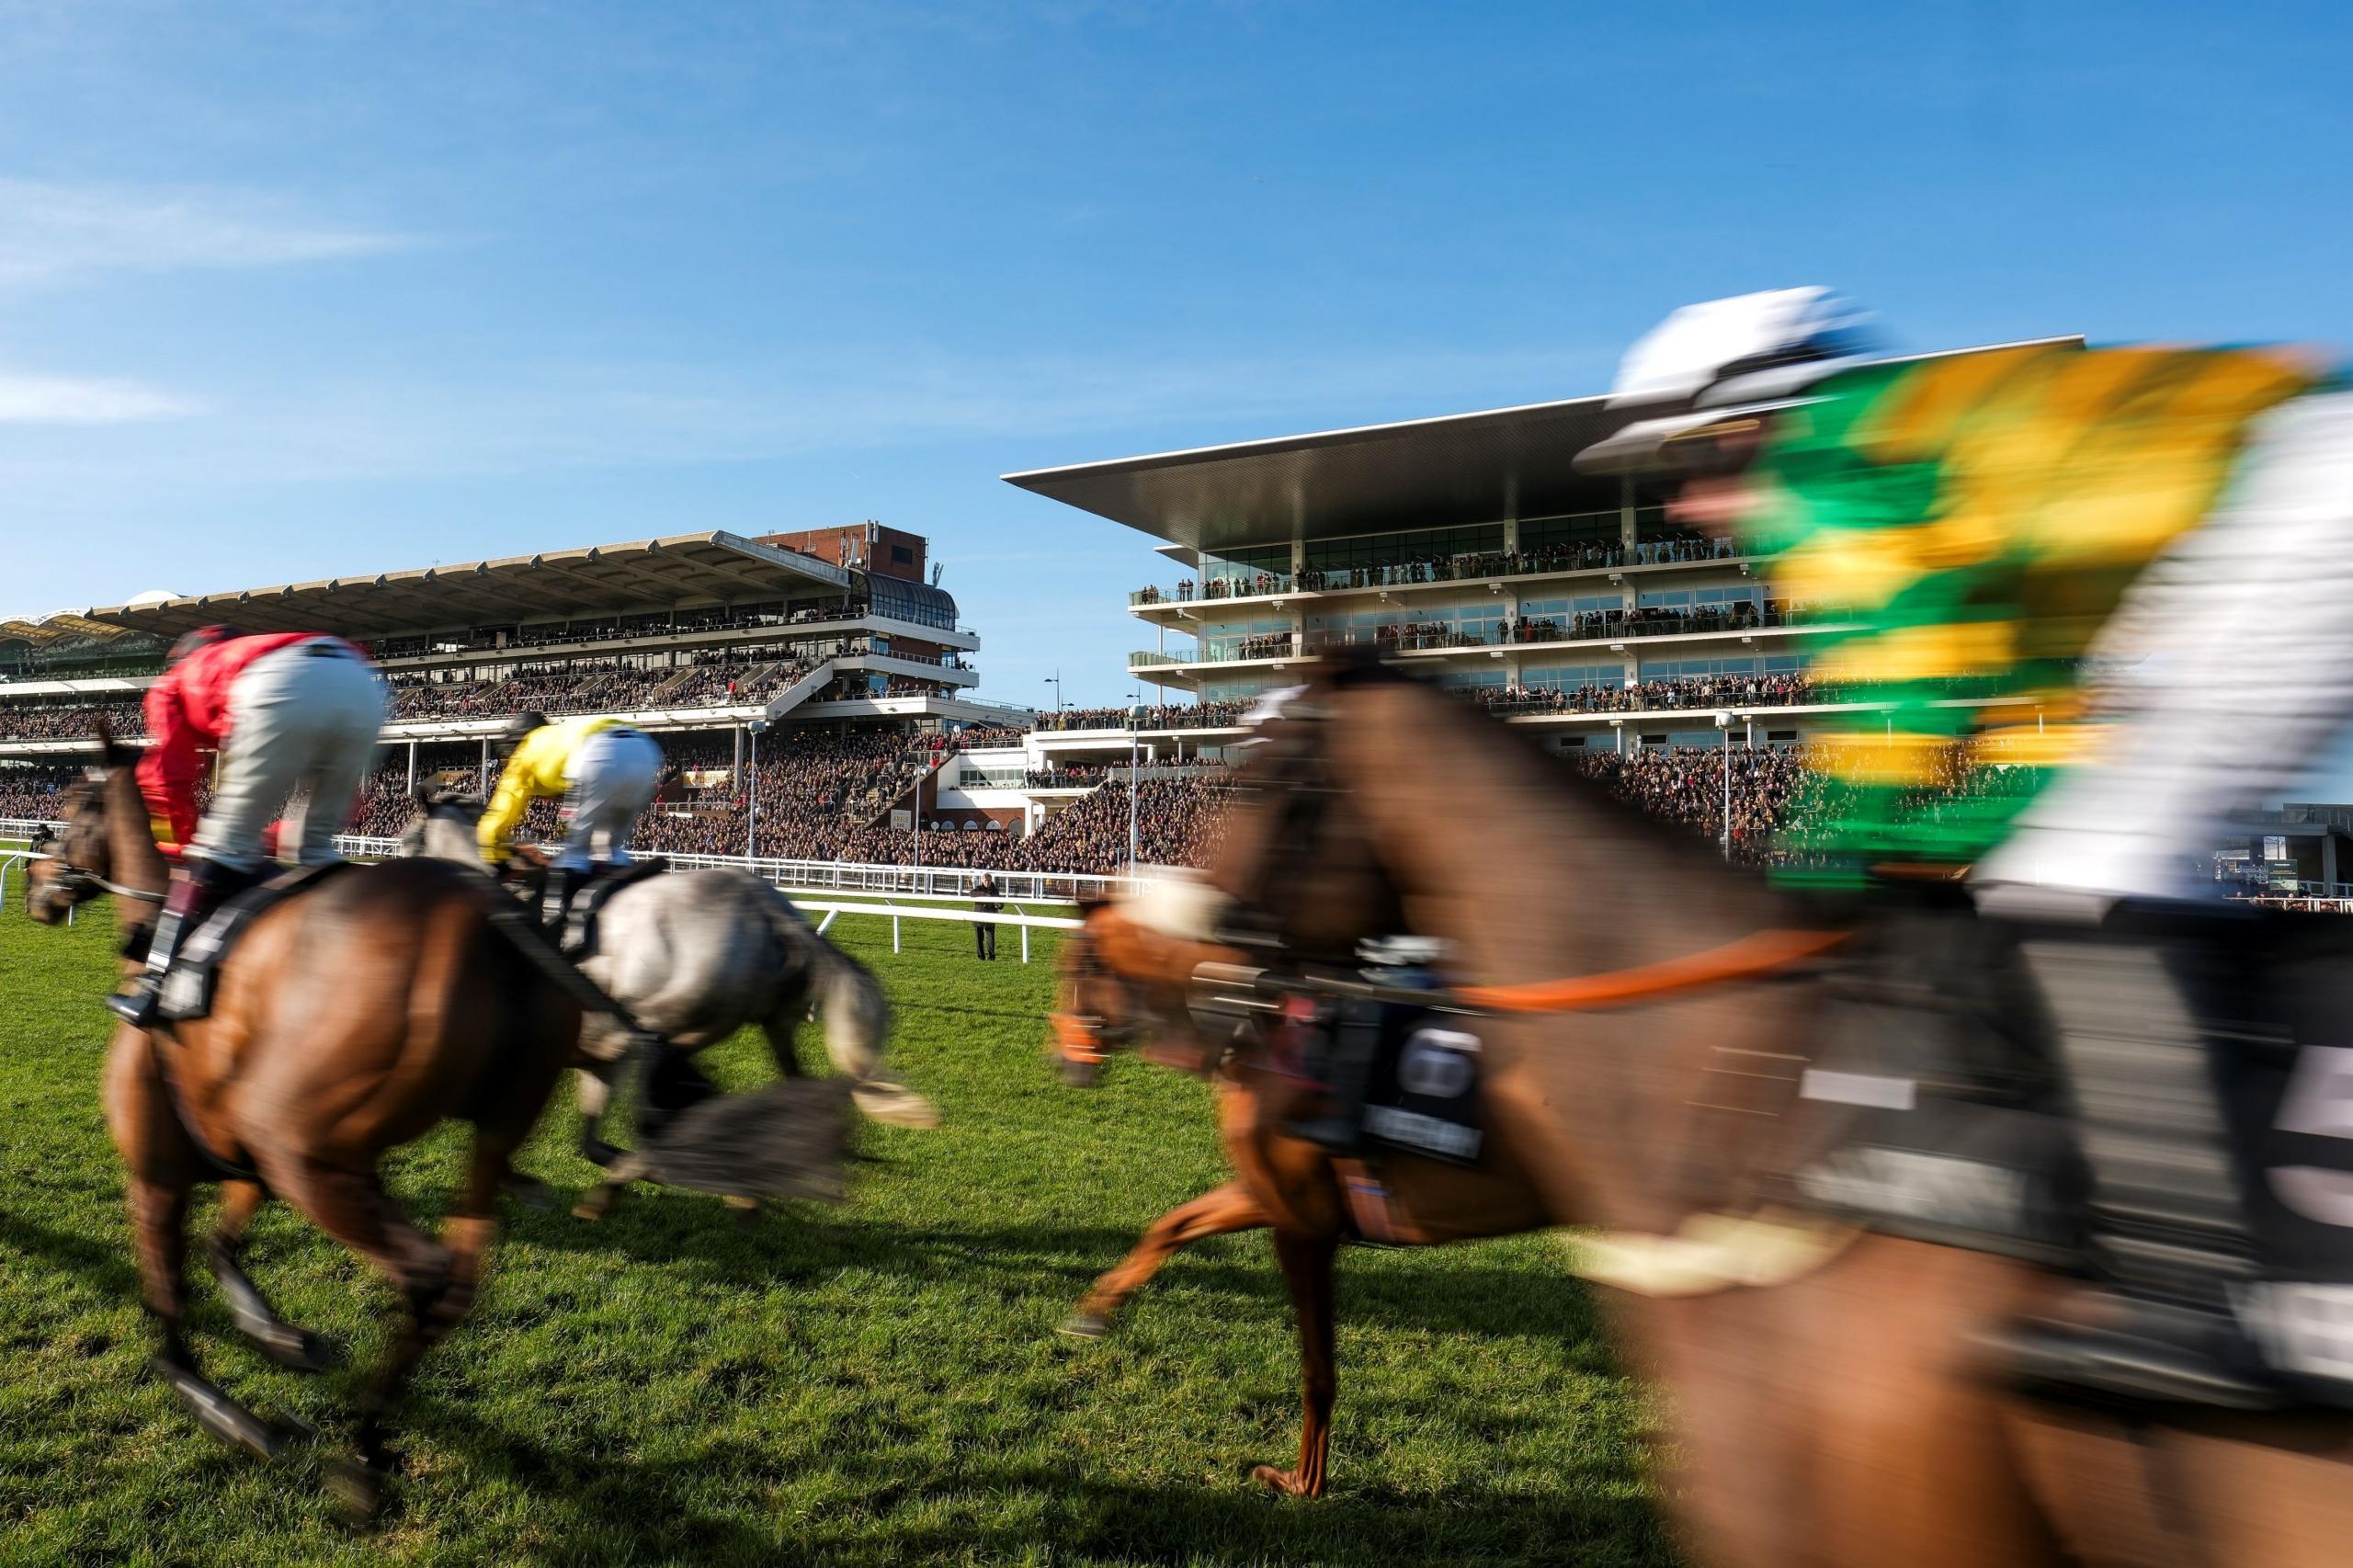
[{"xmin": 404, "ymin": 797, "xmax": 938, "ymax": 1207}]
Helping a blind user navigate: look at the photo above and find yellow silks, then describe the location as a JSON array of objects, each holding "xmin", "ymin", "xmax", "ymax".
[
  {"xmin": 1813, "ymin": 728, "xmax": 1956, "ymax": 788},
  {"xmin": 1812, "ymin": 620, "xmax": 2018, "ymax": 687}
]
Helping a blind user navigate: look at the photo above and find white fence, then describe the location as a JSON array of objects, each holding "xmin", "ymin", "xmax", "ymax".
[{"xmin": 2, "ymin": 822, "xmax": 1091, "ymax": 960}]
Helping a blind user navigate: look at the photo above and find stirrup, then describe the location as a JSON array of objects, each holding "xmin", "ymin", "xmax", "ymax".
[
  {"xmin": 106, "ymin": 978, "xmax": 161, "ymax": 1028},
  {"xmin": 1283, "ymin": 1113, "xmax": 1368, "ymax": 1154}
]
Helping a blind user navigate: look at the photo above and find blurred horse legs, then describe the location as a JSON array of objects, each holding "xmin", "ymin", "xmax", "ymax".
[
  {"xmin": 1252, "ymin": 1229, "xmax": 1339, "ymax": 1499},
  {"xmin": 1063, "ymin": 1181, "xmax": 1270, "ymax": 1338},
  {"xmin": 258, "ymin": 1149, "xmax": 451, "ymax": 1516},
  {"xmin": 574, "ymin": 1062, "xmax": 621, "ymax": 1166},
  {"xmin": 207, "ymin": 1178, "xmax": 334, "ymax": 1372},
  {"xmin": 129, "ymin": 1172, "xmax": 277, "ymax": 1460}
]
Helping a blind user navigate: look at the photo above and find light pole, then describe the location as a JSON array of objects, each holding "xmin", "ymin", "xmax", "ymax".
[
  {"xmin": 1127, "ymin": 690, "xmax": 1143, "ymax": 870},
  {"xmin": 1715, "ymin": 710, "xmax": 1733, "ymax": 863},
  {"xmin": 745, "ymin": 718, "xmax": 767, "ymax": 861},
  {"xmin": 1043, "ymin": 672, "xmax": 1064, "ymax": 720}
]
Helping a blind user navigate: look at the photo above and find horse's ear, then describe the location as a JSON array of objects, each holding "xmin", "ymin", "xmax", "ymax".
[{"xmin": 92, "ymin": 715, "xmax": 133, "ymax": 768}]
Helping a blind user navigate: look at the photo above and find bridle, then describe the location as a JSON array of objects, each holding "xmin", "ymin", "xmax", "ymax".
[{"xmin": 28, "ymin": 786, "xmax": 167, "ymax": 911}]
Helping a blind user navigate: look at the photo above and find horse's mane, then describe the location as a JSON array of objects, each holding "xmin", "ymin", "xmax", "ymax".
[{"xmin": 1304, "ymin": 660, "xmax": 1787, "ymax": 903}]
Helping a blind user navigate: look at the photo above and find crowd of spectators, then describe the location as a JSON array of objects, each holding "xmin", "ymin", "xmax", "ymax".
[
  {"xmin": 1034, "ymin": 700, "xmax": 1250, "ymax": 731},
  {"xmin": 385, "ymin": 649, "xmax": 825, "ymax": 721},
  {"xmin": 1472, "ymin": 672, "xmax": 1816, "ymax": 717},
  {"xmin": 0, "ymin": 701, "xmax": 146, "ymax": 742},
  {"xmin": 1132, "ymin": 528, "xmax": 1745, "ymax": 604},
  {"xmin": 1569, "ymin": 744, "xmax": 1814, "ymax": 862}
]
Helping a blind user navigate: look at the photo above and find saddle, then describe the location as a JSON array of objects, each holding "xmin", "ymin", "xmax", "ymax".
[
  {"xmin": 1276, "ymin": 983, "xmax": 1490, "ymax": 1169},
  {"xmin": 558, "ymin": 858, "xmax": 667, "ymax": 957},
  {"xmin": 1777, "ymin": 897, "xmax": 2353, "ymax": 1314},
  {"xmin": 156, "ymin": 861, "xmax": 359, "ymax": 1025}
]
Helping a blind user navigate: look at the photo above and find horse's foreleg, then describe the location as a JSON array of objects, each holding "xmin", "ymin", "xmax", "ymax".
[
  {"xmin": 131, "ymin": 1175, "xmax": 278, "ymax": 1460},
  {"xmin": 1252, "ymin": 1229, "xmax": 1339, "ymax": 1499},
  {"xmin": 206, "ymin": 1179, "xmax": 335, "ymax": 1373},
  {"xmin": 1063, "ymin": 1181, "xmax": 1270, "ymax": 1339}
]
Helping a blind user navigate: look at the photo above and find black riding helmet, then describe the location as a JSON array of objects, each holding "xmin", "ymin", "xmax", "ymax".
[{"xmin": 497, "ymin": 710, "xmax": 549, "ymax": 760}]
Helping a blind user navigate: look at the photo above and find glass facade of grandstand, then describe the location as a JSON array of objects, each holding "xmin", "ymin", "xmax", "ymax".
[{"xmin": 1120, "ymin": 503, "xmax": 1843, "ymax": 744}]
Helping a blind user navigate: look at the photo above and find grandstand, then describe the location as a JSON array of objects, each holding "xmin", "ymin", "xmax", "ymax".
[
  {"xmin": 1004, "ymin": 337, "xmax": 2083, "ymax": 770},
  {"xmin": 0, "ymin": 524, "xmax": 1084, "ymax": 858}
]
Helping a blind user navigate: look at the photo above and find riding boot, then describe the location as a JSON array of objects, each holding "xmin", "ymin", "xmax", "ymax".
[
  {"xmin": 106, "ymin": 859, "xmax": 252, "ymax": 1028},
  {"xmin": 1988, "ymin": 906, "xmax": 2299, "ymax": 1408},
  {"xmin": 541, "ymin": 867, "xmax": 589, "ymax": 954},
  {"xmin": 1284, "ymin": 994, "xmax": 1383, "ymax": 1153}
]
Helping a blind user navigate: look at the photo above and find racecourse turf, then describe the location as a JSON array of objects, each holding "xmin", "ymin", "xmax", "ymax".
[{"xmin": 0, "ymin": 893, "xmax": 1668, "ymax": 1566}]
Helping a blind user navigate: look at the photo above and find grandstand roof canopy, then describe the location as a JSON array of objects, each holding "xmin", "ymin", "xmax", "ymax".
[
  {"xmin": 81, "ymin": 531, "xmax": 856, "ymax": 642},
  {"xmin": 1003, "ymin": 336, "xmax": 2082, "ymax": 556}
]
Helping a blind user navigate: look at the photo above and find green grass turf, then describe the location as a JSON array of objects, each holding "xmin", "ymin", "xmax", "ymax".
[{"xmin": 0, "ymin": 895, "xmax": 1668, "ymax": 1566}]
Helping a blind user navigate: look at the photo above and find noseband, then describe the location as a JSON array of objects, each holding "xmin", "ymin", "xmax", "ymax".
[{"xmin": 33, "ymin": 794, "xmax": 167, "ymax": 907}]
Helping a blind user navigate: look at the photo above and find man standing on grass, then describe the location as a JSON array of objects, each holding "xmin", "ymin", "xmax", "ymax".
[{"xmin": 972, "ymin": 870, "xmax": 1002, "ymax": 960}]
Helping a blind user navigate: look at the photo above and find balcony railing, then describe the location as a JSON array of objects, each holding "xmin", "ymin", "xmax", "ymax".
[{"xmin": 1131, "ymin": 528, "xmax": 1744, "ymax": 608}]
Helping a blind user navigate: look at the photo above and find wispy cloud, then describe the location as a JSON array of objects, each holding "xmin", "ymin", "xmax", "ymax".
[
  {"xmin": 0, "ymin": 178, "xmax": 415, "ymax": 288},
  {"xmin": 0, "ymin": 369, "xmax": 198, "ymax": 424}
]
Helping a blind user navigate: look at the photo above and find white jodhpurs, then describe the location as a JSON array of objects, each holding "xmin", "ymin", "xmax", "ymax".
[
  {"xmin": 558, "ymin": 726, "xmax": 663, "ymax": 871},
  {"xmin": 195, "ymin": 639, "xmax": 388, "ymax": 871},
  {"xmin": 1977, "ymin": 391, "xmax": 2353, "ymax": 917}
]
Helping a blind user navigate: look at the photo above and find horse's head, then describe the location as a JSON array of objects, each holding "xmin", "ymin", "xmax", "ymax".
[
  {"xmin": 401, "ymin": 787, "xmax": 488, "ymax": 865},
  {"xmin": 24, "ymin": 726, "xmax": 144, "ymax": 926},
  {"xmin": 1050, "ymin": 881, "xmax": 1248, "ymax": 1085}
]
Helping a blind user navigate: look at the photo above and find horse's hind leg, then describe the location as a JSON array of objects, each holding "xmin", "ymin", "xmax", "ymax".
[
  {"xmin": 260, "ymin": 1152, "xmax": 451, "ymax": 1517},
  {"xmin": 1063, "ymin": 1181, "xmax": 1270, "ymax": 1339},
  {"xmin": 131, "ymin": 1176, "xmax": 278, "ymax": 1460},
  {"xmin": 571, "ymin": 1148, "xmax": 653, "ymax": 1221},
  {"xmin": 207, "ymin": 1180, "xmax": 335, "ymax": 1372},
  {"xmin": 575, "ymin": 1062, "xmax": 622, "ymax": 1166}
]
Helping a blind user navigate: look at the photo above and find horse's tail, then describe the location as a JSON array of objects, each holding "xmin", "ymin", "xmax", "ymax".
[{"xmin": 761, "ymin": 890, "xmax": 939, "ymax": 1130}]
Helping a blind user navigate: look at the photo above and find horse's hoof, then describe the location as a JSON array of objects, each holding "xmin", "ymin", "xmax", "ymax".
[
  {"xmin": 1056, "ymin": 1310, "xmax": 1108, "ymax": 1342},
  {"xmin": 852, "ymin": 1084, "xmax": 940, "ymax": 1130},
  {"xmin": 1250, "ymin": 1464, "xmax": 1319, "ymax": 1498},
  {"xmin": 256, "ymin": 1325, "xmax": 338, "ymax": 1374},
  {"xmin": 570, "ymin": 1199, "xmax": 607, "ymax": 1222},
  {"xmin": 580, "ymin": 1137, "xmax": 621, "ymax": 1169},
  {"xmin": 324, "ymin": 1457, "xmax": 389, "ymax": 1523},
  {"xmin": 501, "ymin": 1174, "xmax": 555, "ymax": 1211},
  {"xmin": 1060, "ymin": 1059, "xmax": 1100, "ymax": 1089}
]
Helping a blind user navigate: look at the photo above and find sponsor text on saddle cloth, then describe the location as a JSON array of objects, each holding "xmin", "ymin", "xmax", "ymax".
[{"xmin": 1785, "ymin": 904, "xmax": 2353, "ymax": 1402}]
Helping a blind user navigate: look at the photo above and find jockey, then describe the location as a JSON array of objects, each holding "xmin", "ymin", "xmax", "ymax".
[
  {"xmin": 479, "ymin": 711, "xmax": 665, "ymax": 947},
  {"xmin": 109, "ymin": 625, "xmax": 389, "ymax": 1027},
  {"xmin": 1579, "ymin": 289, "xmax": 2353, "ymax": 1409}
]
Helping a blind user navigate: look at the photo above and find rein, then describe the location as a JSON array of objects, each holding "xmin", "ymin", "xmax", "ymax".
[
  {"xmin": 45, "ymin": 858, "xmax": 169, "ymax": 905},
  {"xmin": 1455, "ymin": 927, "xmax": 1849, "ymax": 1015}
]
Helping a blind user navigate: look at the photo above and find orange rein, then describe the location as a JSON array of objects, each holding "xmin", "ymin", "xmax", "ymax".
[{"xmin": 1455, "ymin": 928, "xmax": 1849, "ymax": 1015}]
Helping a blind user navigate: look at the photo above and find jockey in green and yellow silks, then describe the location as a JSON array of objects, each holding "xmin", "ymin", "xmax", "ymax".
[{"xmin": 1744, "ymin": 340, "xmax": 2316, "ymax": 886}]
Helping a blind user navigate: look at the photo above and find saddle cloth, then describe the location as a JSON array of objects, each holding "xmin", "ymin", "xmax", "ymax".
[{"xmin": 157, "ymin": 861, "xmax": 358, "ymax": 1025}]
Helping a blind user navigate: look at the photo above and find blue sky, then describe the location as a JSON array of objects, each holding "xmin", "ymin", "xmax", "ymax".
[{"xmin": 4, "ymin": 1, "xmax": 2351, "ymax": 720}]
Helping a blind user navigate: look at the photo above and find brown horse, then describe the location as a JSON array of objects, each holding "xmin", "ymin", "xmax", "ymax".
[
  {"xmin": 1068, "ymin": 666, "xmax": 2353, "ymax": 1567},
  {"xmin": 1053, "ymin": 900, "xmax": 1551, "ymax": 1501},
  {"xmin": 25, "ymin": 742, "xmax": 581, "ymax": 1517}
]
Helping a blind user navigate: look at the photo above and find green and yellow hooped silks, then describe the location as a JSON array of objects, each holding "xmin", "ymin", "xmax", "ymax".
[{"xmin": 1747, "ymin": 342, "xmax": 2318, "ymax": 888}]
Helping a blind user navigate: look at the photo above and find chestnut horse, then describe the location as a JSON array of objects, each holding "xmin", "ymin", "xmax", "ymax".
[
  {"xmin": 1067, "ymin": 667, "xmax": 2353, "ymax": 1567},
  {"xmin": 25, "ymin": 744, "xmax": 580, "ymax": 1517}
]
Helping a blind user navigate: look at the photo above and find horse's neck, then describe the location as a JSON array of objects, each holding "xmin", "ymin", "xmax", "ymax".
[
  {"xmin": 1325, "ymin": 687, "xmax": 1800, "ymax": 1235},
  {"xmin": 106, "ymin": 767, "xmax": 170, "ymax": 894}
]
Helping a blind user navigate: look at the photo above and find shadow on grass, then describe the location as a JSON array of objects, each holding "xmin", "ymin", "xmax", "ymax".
[
  {"xmin": 498, "ymin": 1196, "xmax": 1605, "ymax": 1347},
  {"xmin": 399, "ymin": 1406, "xmax": 1670, "ymax": 1568}
]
